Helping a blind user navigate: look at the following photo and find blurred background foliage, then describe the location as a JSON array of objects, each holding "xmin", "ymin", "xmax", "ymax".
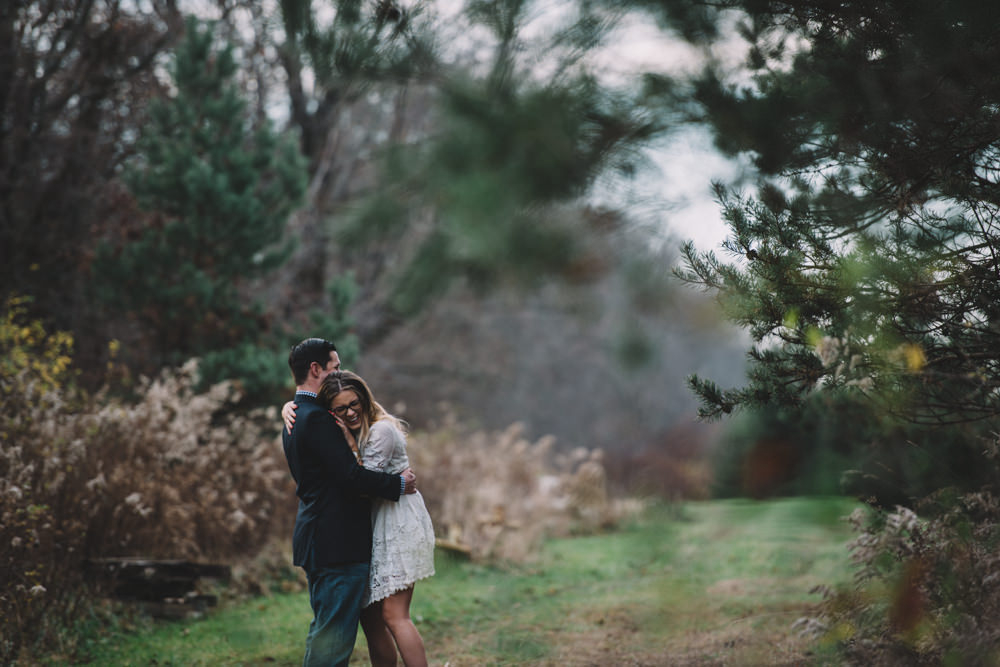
[
  {"xmin": 2, "ymin": 0, "xmax": 745, "ymax": 451},
  {"xmin": 5, "ymin": 0, "xmax": 1000, "ymax": 662}
]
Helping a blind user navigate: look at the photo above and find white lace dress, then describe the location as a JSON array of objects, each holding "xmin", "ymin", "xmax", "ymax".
[{"xmin": 361, "ymin": 419, "xmax": 436, "ymax": 606}]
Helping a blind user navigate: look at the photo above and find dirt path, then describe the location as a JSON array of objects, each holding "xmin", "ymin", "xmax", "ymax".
[{"xmin": 539, "ymin": 604, "xmax": 819, "ymax": 666}]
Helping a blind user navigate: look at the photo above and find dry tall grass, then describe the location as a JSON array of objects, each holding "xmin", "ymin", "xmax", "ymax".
[
  {"xmin": 1, "ymin": 360, "xmax": 294, "ymax": 663},
  {"xmin": 407, "ymin": 413, "xmax": 641, "ymax": 562}
]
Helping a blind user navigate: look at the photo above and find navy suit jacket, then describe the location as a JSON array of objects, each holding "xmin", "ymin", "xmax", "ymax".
[{"xmin": 282, "ymin": 394, "xmax": 402, "ymax": 571}]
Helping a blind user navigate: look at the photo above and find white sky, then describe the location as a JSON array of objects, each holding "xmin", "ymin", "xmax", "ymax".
[
  {"xmin": 644, "ymin": 129, "xmax": 746, "ymax": 253},
  {"xmin": 592, "ymin": 10, "xmax": 753, "ymax": 253}
]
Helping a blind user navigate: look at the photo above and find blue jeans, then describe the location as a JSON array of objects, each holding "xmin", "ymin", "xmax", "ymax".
[{"xmin": 303, "ymin": 562, "xmax": 370, "ymax": 667}]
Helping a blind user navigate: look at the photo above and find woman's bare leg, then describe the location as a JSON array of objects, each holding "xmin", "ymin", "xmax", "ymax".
[
  {"xmin": 380, "ymin": 587, "xmax": 427, "ymax": 667},
  {"xmin": 361, "ymin": 602, "xmax": 398, "ymax": 667}
]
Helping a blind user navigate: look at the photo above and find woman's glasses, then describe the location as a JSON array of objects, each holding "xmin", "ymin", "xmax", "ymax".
[{"xmin": 332, "ymin": 399, "xmax": 362, "ymax": 417}]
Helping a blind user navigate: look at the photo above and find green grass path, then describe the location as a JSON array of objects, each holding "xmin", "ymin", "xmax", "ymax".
[{"xmin": 75, "ymin": 497, "xmax": 859, "ymax": 666}]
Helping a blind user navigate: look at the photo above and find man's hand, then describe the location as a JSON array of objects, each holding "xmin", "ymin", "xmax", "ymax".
[
  {"xmin": 402, "ymin": 468, "xmax": 417, "ymax": 495},
  {"xmin": 282, "ymin": 401, "xmax": 298, "ymax": 432}
]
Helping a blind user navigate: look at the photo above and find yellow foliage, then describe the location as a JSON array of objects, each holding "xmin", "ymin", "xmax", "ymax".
[
  {"xmin": 0, "ymin": 295, "xmax": 75, "ymax": 392},
  {"xmin": 830, "ymin": 622, "xmax": 855, "ymax": 641},
  {"xmin": 901, "ymin": 342, "xmax": 926, "ymax": 371}
]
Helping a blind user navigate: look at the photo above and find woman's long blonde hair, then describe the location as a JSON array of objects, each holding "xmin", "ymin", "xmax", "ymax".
[{"xmin": 318, "ymin": 370, "xmax": 405, "ymax": 448}]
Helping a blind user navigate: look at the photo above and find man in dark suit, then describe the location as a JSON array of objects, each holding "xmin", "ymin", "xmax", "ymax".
[{"xmin": 283, "ymin": 337, "xmax": 416, "ymax": 667}]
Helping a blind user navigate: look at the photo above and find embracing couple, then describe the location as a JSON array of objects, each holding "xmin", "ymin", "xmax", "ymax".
[{"xmin": 281, "ymin": 338, "xmax": 436, "ymax": 667}]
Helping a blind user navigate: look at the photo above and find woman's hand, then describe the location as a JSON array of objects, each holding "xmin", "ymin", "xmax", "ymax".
[{"xmin": 282, "ymin": 401, "xmax": 298, "ymax": 431}]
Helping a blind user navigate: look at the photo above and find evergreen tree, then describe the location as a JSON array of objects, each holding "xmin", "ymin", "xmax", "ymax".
[
  {"xmin": 93, "ymin": 16, "xmax": 308, "ymax": 393},
  {"xmin": 637, "ymin": 0, "xmax": 1000, "ymax": 488}
]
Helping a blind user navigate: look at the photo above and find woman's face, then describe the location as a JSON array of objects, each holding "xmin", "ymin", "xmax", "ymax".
[{"xmin": 331, "ymin": 389, "xmax": 365, "ymax": 430}]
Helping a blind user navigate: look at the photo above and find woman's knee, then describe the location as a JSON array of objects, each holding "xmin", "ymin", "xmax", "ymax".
[{"xmin": 380, "ymin": 595, "xmax": 411, "ymax": 625}]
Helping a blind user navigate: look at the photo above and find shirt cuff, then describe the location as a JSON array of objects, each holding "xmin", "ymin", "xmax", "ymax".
[{"xmin": 399, "ymin": 475, "xmax": 406, "ymax": 496}]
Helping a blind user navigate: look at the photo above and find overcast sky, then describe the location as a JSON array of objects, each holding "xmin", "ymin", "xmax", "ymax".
[{"xmin": 591, "ymin": 10, "xmax": 753, "ymax": 254}]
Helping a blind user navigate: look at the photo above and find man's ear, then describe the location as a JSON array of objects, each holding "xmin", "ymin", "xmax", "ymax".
[{"xmin": 309, "ymin": 361, "xmax": 321, "ymax": 378}]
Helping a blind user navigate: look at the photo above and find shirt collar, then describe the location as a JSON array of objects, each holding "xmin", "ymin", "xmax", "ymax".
[{"xmin": 295, "ymin": 390, "xmax": 318, "ymax": 398}]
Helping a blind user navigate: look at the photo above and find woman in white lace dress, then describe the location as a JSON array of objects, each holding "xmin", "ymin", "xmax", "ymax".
[{"xmin": 318, "ymin": 370, "xmax": 435, "ymax": 667}]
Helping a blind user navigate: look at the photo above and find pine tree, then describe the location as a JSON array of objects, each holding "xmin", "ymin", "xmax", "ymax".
[
  {"xmin": 93, "ymin": 16, "xmax": 308, "ymax": 388},
  {"xmin": 657, "ymin": 0, "xmax": 1000, "ymax": 499},
  {"xmin": 658, "ymin": 0, "xmax": 1000, "ymax": 438}
]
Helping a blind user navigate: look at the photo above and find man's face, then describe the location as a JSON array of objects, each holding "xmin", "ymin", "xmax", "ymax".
[{"xmin": 318, "ymin": 351, "xmax": 341, "ymax": 382}]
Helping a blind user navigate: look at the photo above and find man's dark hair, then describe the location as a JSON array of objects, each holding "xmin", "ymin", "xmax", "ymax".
[{"xmin": 288, "ymin": 338, "xmax": 337, "ymax": 385}]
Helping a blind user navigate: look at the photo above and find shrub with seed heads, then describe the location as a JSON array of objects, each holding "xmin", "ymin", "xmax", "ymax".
[
  {"xmin": 803, "ymin": 476, "xmax": 1000, "ymax": 664},
  {"xmin": 1, "ymin": 335, "xmax": 294, "ymax": 663},
  {"xmin": 408, "ymin": 413, "xmax": 641, "ymax": 562}
]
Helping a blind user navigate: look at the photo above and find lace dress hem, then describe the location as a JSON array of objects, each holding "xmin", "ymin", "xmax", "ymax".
[{"xmin": 365, "ymin": 571, "xmax": 436, "ymax": 606}]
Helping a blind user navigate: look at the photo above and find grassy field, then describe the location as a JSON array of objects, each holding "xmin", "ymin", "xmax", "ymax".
[{"xmin": 70, "ymin": 497, "xmax": 860, "ymax": 666}]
